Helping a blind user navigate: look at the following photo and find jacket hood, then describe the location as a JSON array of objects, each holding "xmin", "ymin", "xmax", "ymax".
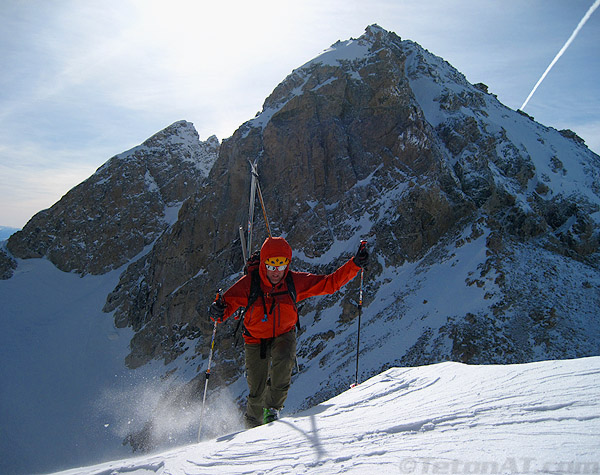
[{"xmin": 259, "ymin": 236, "xmax": 292, "ymax": 287}]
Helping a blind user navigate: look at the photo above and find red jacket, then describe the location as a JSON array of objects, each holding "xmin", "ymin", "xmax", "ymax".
[{"xmin": 221, "ymin": 237, "xmax": 361, "ymax": 344}]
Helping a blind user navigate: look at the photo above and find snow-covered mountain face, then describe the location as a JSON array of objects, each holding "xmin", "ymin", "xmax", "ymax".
[
  {"xmin": 2, "ymin": 24, "xmax": 599, "ymax": 470},
  {"xmin": 105, "ymin": 25, "xmax": 599, "ymax": 370},
  {"xmin": 5, "ymin": 120, "xmax": 219, "ymax": 275}
]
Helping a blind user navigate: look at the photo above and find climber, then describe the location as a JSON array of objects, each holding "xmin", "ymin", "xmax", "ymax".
[{"xmin": 209, "ymin": 236, "xmax": 369, "ymax": 428}]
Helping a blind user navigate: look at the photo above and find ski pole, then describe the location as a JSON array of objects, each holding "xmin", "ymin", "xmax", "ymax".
[
  {"xmin": 198, "ymin": 291, "xmax": 220, "ymax": 442},
  {"xmin": 232, "ymin": 226, "xmax": 250, "ymax": 345},
  {"xmin": 353, "ymin": 240, "xmax": 367, "ymax": 387}
]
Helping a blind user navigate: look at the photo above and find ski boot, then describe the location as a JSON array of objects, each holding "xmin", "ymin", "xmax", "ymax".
[{"xmin": 263, "ymin": 407, "xmax": 280, "ymax": 424}]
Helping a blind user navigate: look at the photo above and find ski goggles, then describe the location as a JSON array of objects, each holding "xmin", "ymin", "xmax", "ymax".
[{"xmin": 265, "ymin": 256, "xmax": 289, "ymax": 271}]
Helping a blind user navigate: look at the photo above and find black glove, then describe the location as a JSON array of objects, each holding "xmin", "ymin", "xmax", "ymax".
[
  {"xmin": 209, "ymin": 297, "xmax": 227, "ymax": 323},
  {"xmin": 353, "ymin": 240, "xmax": 369, "ymax": 268}
]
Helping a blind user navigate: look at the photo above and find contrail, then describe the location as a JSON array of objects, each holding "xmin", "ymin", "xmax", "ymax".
[{"xmin": 520, "ymin": 0, "xmax": 600, "ymax": 111}]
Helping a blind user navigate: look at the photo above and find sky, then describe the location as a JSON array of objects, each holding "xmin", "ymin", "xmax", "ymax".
[{"xmin": 1, "ymin": 0, "xmax": 599, "ymax": 229}]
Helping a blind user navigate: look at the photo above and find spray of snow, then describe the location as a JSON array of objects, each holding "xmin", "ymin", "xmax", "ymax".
[
  {"xmin": 95, "ymin": 379, "xmax": 244, "ymax": 451},
  {"xmin": 520, "ymin": 0, "xmax": 600, "ymax": 111}
]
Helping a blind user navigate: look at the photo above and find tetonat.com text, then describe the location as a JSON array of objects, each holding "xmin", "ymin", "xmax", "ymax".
[{"xmin": 397, "ymin": 457, "xmax": 599, "ymax": 474}]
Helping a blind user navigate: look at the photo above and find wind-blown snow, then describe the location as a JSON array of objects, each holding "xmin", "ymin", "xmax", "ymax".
[{"xmin": 53, "ymin": 357, "xmax": 600, "ymax": 474}]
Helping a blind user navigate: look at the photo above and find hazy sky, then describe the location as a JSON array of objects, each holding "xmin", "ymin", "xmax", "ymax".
[{"xmin": 1, "ymin": 0, "xmax": 598, "ymax": 228}]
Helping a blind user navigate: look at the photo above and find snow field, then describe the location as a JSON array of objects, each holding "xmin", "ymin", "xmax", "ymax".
[{"xmin": 54, "ymin": 356, "xmax": 600, "ymax": 474}]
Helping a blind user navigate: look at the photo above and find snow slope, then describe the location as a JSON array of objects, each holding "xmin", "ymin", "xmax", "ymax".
[
  {"xmin": 0, "ymin": 255, "xmax": 162, "ymax": 475},
  {"xmin": 54, "ymin": 357, "xmax": 600, "ymax": 474}
]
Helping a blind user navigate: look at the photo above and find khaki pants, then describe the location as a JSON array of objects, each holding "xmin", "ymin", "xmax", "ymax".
[{"xmin": 244, "ymin": 330, "xmax": 296, "ymax": 427}]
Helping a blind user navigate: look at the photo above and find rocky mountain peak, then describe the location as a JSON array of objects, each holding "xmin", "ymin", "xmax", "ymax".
[
  {"xmin": 362, "ymin": 23, "xmax": 403, "ymax": 48},
  {"xmin": 98, "ymin": 31, "xmax": 595, "ymax": 377},
  {"xmin": 7, "ymin": 121, "xmax": 219, "ymax": 275},
  {"xmin": 110, "ymin": 25, "xmax": 598, "ymax": 377},
  {"xmin": 250, "ymin": 25, "xmax": 404, "ymax": 130}
]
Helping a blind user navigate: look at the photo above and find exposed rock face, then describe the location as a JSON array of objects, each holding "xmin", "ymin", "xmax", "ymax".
[
  {"xmin": 0, "ymin": 247, "xmax": 17, "ymax": 280},
  {"xmin": 7, "ymin": 121, "xmax": 219, "ymax": 275},
  {"xmin": 104, "ymin": 26, "xmax": 474, "ymax": 369},
  {"xmin": 104, "ymin": 25, "xmax": 600, "ymax": 376}
]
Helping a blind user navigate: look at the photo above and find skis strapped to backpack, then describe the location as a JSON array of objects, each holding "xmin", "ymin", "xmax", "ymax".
[{"xmin": 233, "ymin": 159, "xmax": 300, "ymax": 347}]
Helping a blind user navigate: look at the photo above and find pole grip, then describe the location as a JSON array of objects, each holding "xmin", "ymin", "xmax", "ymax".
[{"xmin": 359, "ymin": 268, "xmax": 364, "ymax": 308}]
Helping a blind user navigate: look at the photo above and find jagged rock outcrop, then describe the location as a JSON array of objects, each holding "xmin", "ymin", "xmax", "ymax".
[{"xmin": 7, "ymin": 121, "xmax": 219, "ymax": 275}]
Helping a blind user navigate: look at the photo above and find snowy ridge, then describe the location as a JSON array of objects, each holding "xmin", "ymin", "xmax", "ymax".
[
  {"xmin": 404, "ymin": 42, "xmax": 600, "ymax": 211},
  {"xmin": 307, "ymin": 37, "xmax": 372, "ymax": 76},
  {"xmin": 54, "ymin": 357, "xmax": 600, "ymax": 474},
  {"xmin": 246, "ymin": 24, "xmax": 393, "ymax": 133},
  {"xmin": 305, "ymin": 24, "xmax": 398, "ymax": 73},
  {"xmin": 109, "ymin": 120, "xmax": 218, "ymax": 178}
]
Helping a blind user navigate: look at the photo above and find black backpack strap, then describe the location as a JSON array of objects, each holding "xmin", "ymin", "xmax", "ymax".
[
  {"xmin": 234, "ymin": 270, "xmax": 262, "ymax": 346},
  {"xmin": 245, "ymin": 270, "xmax": 262, "ymax": 312},
  {"xmin": 285, "ymin": 272, "xmax": 301, "ymax": 332},
  {"xmin": 285, "ymin": 272, "xmax": 297, "ymax": 307},
  {"xmin": 241, "ymin": 269, "xmax": 267, "ymax": 337}
]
